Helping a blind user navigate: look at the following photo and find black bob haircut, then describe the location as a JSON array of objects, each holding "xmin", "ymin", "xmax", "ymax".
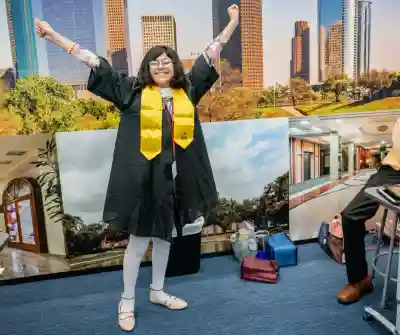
[{"xmin": 136, "ymin": 45, "xmax": 187, "ymax": 89}]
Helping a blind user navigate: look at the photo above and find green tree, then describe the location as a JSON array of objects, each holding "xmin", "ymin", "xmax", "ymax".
[
  {"xmin": 258, "ymin": 84, "xmax": 289, "ymax": 107},
  {"xmin": 256, "ymin": 171, "xmax": 289, "ymax": 229},
  {"xmin": 198, "ymin": 87, "xmax": 258, "ymax": 121},
  {"xmin": 390, "ymin": 72, "xmax": 400, "ymax": 89},
  {"xmin": 7, "ymin": 75, "xmax": 79, "ymax": 134},
  {"xmin": 289, "ymin": 77, "xmax": 308, "ymax": 106},
  {"xmin": 358, "ymin": 69, "xmax": 392, "ymax": 97},
  {"xmin": 323, "ymin": 73, "xmax": 350, "ymax": 102},
  {"xmin": 0, "ymin": 86, "xmax": 23, "ymax": 135},
  {"xmin": 77, "ymin": 98, "xmax": 113, "ymax": 119}
]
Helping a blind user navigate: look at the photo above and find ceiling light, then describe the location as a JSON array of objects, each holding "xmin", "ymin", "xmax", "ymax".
[
  {"xmin": 290, "ymin": 127, "xmax": 302, "ymax": 133},
  {"xmin": 300, "ymin": 120, "xmax": 310, "ymax": 125},
  {"xmin": 312, "ymin": 126, "xmax": 323, "ymax": 132},
  {"xmin": 335, "ymin": 119, "xmax": 343, "ymax": 123}
]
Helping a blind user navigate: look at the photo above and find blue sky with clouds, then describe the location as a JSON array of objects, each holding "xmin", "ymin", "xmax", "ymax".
[
  {"xmin": 0, "ymin": 0, "xmax": 399, "ymax": 86},
  {"xmin": 56, "ymin": 118, "xmax": 288, "ymax": 224}
]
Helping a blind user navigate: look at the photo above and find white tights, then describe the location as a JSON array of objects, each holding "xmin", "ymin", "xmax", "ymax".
[{"xmin": 120, "ymin": 235, "xmax": 171, "ymax": 312}]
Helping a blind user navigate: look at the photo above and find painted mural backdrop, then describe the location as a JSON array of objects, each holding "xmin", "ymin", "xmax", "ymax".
[
  {"xmin": 0, "ymin": 0, "xmax": 399, "ymax": 278},
  {"xmin": 53, "ymin": 118, "xmax": 289, "ymax": 271}
]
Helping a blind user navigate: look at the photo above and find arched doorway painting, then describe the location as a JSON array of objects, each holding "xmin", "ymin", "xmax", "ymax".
[{"xmin": 3, "ymin": 178, "xmax": 48, "ymax": 253}]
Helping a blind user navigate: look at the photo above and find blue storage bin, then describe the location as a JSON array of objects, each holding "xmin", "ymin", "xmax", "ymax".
[{"xmin": 265, "ymin": 232, "xmax": 297, "ymax": 267}]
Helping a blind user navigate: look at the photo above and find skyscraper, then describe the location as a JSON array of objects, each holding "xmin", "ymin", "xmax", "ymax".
[
  {"xmin": 6, "ymin": 0, "xmax": 39, "ymax": 78},
  {"xmin": 326, "ymin": 21, "xmax": 343, "ymax": 75},
  {"xmin": 240, "ymin": 0, "xmax": 264, "ymax": 89},
  {"xmin": 42, "ymin": 0, "xmax": 98, "ymax": 85},
  {"xmin": 7, "ymin": 0, "xmax": 103, "ymax": 85},
  {"xmin": 104, "ymin": 0, "xmax": 128, "ymax": 73},
  {"xmin": 355, "ymin": 1, "xmax": 372, "ymax": 79},
  {"xmin": 5, "ymin": 0, "xmax": 17, "ymax": 71},
  {"xmin": 317, "ymin": 0, "xmax": 372, "ymax": 82},
  {"xmin": 141, "ymin": 15, "xmax": 177, "ymax": 56},
  {"xmin": 290, "ymin": 21, "xmax": 310, "ymax": 83},
  {"xmin": 212, "ymin": 0, "xmax": 242, "ymax": 70}
]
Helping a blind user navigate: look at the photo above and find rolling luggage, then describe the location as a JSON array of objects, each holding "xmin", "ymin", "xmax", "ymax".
[{"xmin": 265, "ymin": 232, "xmax": 297, "ymax": 267}]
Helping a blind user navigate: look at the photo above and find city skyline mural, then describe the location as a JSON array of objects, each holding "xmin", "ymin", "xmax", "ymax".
[
  {"xmin": 1, "ymin": 0, "xmax": 399, "ymax": 87},
  {"xmin": 0, "ymin": 0, "xmax": 399, "ymax": 123}
]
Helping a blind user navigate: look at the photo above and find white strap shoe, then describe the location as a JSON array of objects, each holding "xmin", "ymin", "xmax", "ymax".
[
  {"xmin": 118, "ymin": 297, "xmax": 135, "ymax": 332},
  {"xmin": 150, "ymin": 288, "xmax": 188, "ymax": 310}
]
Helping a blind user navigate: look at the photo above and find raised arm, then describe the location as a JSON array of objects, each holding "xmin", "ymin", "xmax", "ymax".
[
  {"xmin": 188, "ymin": 5, "xmax": 239, "ymax": 104},
  {"xmin": 35, "ymin": 19, "xmax": 134, "ymax": 110},
  {"xmin": 204, "ymin": 5, "xmax": 239, "ymax": 66}
]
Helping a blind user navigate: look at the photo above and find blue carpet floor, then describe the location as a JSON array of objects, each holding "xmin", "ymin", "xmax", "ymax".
[{"xmin": 0, "ymin": 243, "xmax": 397, "ymax": 335}]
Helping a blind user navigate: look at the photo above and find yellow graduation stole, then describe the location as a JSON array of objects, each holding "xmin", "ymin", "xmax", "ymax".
[{"xmin": 140, "ymin": 86, "xmax": 195, "ymax": 160}]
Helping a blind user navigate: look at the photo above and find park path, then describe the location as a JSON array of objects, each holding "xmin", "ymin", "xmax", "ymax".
[{"xmin": 282, "ymin": 106, "xmax": 305, "ymax": 117}]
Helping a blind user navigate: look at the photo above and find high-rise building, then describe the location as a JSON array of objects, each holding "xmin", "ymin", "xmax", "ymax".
[
  {"xmin": 7, "ymin": 0, "xmax": 103, "ymax": 85},
  {"xmin": 6, "ymin": 0, "xmax": 39, "ymax": 78},
  {"xmin": 355, "ymin": 1, "xmax": 372, "ymax": 79},
  {"xmin": 326, "ymin": 22, "xmax": 343, "ymax": 75},
  {"xmin": 240, "ymin": 0, "xmax": 264, "ymax": 89},
  {"xmin": 290, "ymin": 21, "xmax": 310, "ymax": 83},
  {"xmin": 141, "ymin": 15, "xmax": 177, "ymax": 56},
  {"xmin": 5, "ymin": 0, "xmax": 17, "ymax": 71},
  {"xmin": 212, "ymin": 0, "xmax": 242, "ymax": 70},
  {"xmin": 42, "ymin": 0, "xmax": 98, "ymax": 85},
  {"xmin": 104, "ymin": 0, "xmax": 128, "ymax": 73},
  {"xmin": 317, "ymin": 0, "xmax": 372, "ymax": 82}
]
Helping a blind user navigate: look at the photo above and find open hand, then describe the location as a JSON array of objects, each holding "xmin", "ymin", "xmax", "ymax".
[
  {"xmin": 35, "ymin": 19, "xmax": 56, "ymax": 40},
  {"xmin": 227, "ymin": 4, "xmax": 239, "ymax": 24}
]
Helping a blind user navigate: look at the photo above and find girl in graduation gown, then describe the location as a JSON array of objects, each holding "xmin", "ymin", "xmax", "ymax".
[{"xmin": 35, "ymin": 5, "xmax": 239, "ymax": 332}]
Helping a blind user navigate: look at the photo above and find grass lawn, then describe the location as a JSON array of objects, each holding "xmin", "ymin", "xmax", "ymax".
[
  {"xmin": 296, "ymin": 97, "xmax": 400, "ymax": 115},
  {"xmin": 253, "ymin": 107, "xmax": 294, "ymax": 118}
]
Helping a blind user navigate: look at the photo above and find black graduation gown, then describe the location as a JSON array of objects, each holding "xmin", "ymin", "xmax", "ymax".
[{"xmin": 87, "ymin": 55, "xmax": 219, "ymax": 241}]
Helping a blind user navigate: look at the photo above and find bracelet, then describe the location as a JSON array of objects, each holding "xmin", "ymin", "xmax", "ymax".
[{"xmin": 67, "ymin": 42, "xmax": 77, "ymax": 55}]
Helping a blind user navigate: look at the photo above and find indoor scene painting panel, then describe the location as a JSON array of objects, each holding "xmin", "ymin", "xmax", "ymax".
[{"xmin": 288, "ymin": 111, "xmax": 399, "ymax": 241}]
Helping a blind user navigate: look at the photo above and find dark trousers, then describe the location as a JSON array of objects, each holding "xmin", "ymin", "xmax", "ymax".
[{"xmin": 342, "ymin": 165, "xmax": 400, "ymax": 284}]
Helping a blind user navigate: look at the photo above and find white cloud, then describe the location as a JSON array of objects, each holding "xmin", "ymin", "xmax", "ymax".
[{"xmin": 204, "ymin": 118, "xmax": 289, "ymax": 201}]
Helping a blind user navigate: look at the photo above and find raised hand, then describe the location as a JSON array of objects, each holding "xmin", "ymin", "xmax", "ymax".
[
  {"xmin": 227, "ymin": 4, "xmax": 239, "ymax": 24},
  {"xmin": 35, "ymin": 19, "xmax": 56, "ymax": 41}
]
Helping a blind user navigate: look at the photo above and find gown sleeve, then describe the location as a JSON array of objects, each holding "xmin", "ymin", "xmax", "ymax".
[
  {"xmin": 87, "ymin": 57, "xmax": 136, "ymax": 111},
  {"xmin": 187, "ymin": 54, "xmax": 219, "ymax": 105}
]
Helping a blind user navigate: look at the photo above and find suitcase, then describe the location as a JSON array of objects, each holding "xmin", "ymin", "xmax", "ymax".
[{"xmin": 265, "ymin": 232, "xmax": 298, "ymax": 267}]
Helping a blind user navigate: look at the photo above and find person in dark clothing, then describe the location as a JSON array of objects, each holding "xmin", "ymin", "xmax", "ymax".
[
  {"xmin": 337, "ymin": 119, "xmax": 400, "ymax": 304},
  {"xmin": 35, "ymin": 5, "xmax": 240, "ymax": 332}
]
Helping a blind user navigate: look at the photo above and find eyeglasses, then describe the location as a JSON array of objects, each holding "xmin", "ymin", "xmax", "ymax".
[{"xmin": 149, "ymin": 58, "xmax": 173, "ymax": 69}]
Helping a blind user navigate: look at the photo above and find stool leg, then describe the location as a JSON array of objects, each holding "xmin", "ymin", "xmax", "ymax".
[
  {"xmin": 380, "ymin": 214, "xmax": 399, "ymax": 310},
  {"xmin": 372, "ymin": 209, "xmax": 388, "ymax": 280},
  {"xmin": 395, "ymin": 214, "xmax": 400, "ymax": 334}
]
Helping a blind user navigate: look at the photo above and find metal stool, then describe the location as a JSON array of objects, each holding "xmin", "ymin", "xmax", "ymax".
[
  {"xmin": 362, "ymin": 187, "xmax": 400, "ymax": 334},
  {"xmin": 370, "ymin": 209, "xmax": 400, "ymax": 309}
]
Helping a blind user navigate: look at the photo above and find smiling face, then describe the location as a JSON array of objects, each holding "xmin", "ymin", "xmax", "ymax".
[{"xmin": 149, "ymin": 53, "xmax": 174, "ymax": 87}]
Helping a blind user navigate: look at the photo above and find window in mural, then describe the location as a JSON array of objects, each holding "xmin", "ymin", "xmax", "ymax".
[{"xmin": 3, "ymin": 178, "xmax": 37, "ymax": 250}]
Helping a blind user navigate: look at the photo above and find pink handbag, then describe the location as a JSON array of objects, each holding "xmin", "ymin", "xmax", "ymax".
[
  {"xmin": 328, "ymin": 214, "xmax": 345, "ymax": 264},
  {"xmin": 329, "ymin": 214, "xmax": 343, "ymax": 239}
]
